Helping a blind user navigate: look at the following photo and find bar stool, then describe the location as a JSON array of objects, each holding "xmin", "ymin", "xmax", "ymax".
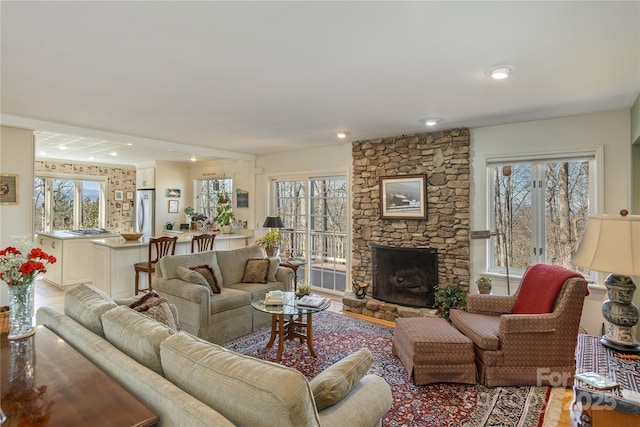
[
  {"xmin": 134, "ymin": 236, "xmax": 177, "ymax": 295},
  {"xmin": 191, "ymin": 233, "xmax": 216, "ymax": 253}
]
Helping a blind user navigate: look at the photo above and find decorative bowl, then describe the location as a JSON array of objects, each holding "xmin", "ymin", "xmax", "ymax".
[{"xmin": 120, "ymin": 232, "xmax": 143, "ymax": 241}]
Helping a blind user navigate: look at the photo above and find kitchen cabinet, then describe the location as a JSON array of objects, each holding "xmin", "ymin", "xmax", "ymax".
[
  {"xmin": 38, "ymin": 235, "xmax": 95, "ymax": 289},
  {"xmin": 136, "ymin": 167, "xmax": 155, "ymax": 189}
]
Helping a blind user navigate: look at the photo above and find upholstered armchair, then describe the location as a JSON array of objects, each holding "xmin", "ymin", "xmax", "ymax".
[{"xmin": 450, "ymin": 264, "xmax": 588, "ymax": 387}]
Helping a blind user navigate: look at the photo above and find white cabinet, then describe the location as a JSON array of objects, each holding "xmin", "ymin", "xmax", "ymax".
[
  {"xmin": 136, "ymin": 167, "xmax": 155, "ymax": 189},
  {"xmin": 38, "ymin": 236, "xmax": 92, "ymax": 289}
]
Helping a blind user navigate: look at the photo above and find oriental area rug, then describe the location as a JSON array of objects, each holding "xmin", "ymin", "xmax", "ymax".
[{"xmin": 223, "ymin": 310, "xmax": 560, "ymax": 427}]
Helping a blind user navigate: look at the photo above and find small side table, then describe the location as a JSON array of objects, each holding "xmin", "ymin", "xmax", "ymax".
[{"xmin": 280, "ymin": 259, "xmax": 305, "ymax": 291}]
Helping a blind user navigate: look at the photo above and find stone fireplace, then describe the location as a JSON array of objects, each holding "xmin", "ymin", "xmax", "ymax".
[
  {"xmin": 371, "ymin": 244, "xmax": 438, "ymax": 308},
  {"xmin": 344, "ymin": 128, "xmax": 471, "ymax": 322}
]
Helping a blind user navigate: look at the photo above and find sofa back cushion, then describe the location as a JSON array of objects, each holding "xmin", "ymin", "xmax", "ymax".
[
  {"xmin": 158, "ymin": 251, "xmax": 223, "ymax": 285},
  {"xmin": 160, "ymin": 332, "xmax": 321, "ymax": 427},
  {"xmin": 215, "ymin": 244, "xmax": 264, "ymax": 285},
  {"xmin": 102, "ymin": 306, "xmax": 175, "ymax": 375},
  {"xmin": 64, "ymin": 283, "xmax": 118, "ymax": 337}
]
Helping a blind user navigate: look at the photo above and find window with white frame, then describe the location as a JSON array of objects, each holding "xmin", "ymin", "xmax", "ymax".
[
  {"xmin": 487, "ymin": 153, "xmax": 597, "ymax": 278},
  {"xmin": 196, "ymin": 178, "xmax": 233, "ymax": 220},
  {"xmin": 34, "ymin": 176, "xmax": 106, "ymax": 233}
]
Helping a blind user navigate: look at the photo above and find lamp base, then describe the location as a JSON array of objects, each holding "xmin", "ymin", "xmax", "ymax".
[{"xmin": 600, "ymin": 336, "xmax": 640, "ymax": 354}]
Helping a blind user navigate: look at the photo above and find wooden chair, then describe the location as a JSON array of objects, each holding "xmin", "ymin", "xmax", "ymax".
[
  {"xmin": 191, "ymin": 233, "xmax": 216, "ymax": 253},
  {"xmin": 134, "ymin": 236, "xmax": 178, "ymax": 295}
]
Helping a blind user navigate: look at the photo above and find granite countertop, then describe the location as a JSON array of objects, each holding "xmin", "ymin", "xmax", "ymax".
[
  {"xmin": 38, "ymin": 230, "xmax": 121, "ymax": 240},
  {"xmin": 91, "ymin": 231, "xmax": 252, "ymax": 249}
]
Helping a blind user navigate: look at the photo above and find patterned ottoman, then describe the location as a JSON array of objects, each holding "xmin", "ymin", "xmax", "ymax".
[{"xmin": 392, "ymin": 317, "xmax": 476, "ymax": 385}]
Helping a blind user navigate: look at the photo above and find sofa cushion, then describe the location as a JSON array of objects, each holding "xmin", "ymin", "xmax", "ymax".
[
  {"xmin": 215, "ymin": 244, "xmax": 264, "ymax": 286},
  {"xmin": 177, "ymin": 265, "xmax": 221, "ymax": 294},
  {"xmin": 511, "ymin": 264, "xmax": 582, "ymax": 314},
  {"xmin": 160, "ymin": 332, "xmax": 321, "ymax": 427},
  {"xmin": 227, "ymin": 281, "xmax": 285, "ymax": 300},
  {"xmin": 159, "ymin": 251, "xmax": 223, "ymax": 286},
  {"xmin": 129, "ymin": 291, "xmax": 180, "ymax": 331},
  {"xmin": 241, "ymin": 258, "xmax": 270, "ymax": 283},
  {"xmin": 102, "ymin": 306, "xmax": 175, "ymax": 375},
  {"xmin": 64, "ymin": 283, "xmax": 118, "ymax": 337},
  {"xmin": 267, "ymin": 257, "xmax": 280, "ymax": 282},
  {"xmin": 210, "ymin": 287, "xmax": 252, "ymax": 313},
  {"xmin": 309, "ymin": 348, "xmax": 373, "ymax": 410}
]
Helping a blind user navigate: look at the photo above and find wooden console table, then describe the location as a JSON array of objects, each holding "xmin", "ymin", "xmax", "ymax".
[{"xmin": 1, "ymin": 325, "xmax": 158, "ymax": 426}]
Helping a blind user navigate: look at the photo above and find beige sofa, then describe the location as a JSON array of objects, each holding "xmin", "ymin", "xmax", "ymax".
[
  {"xmin": 153, "ymin": 244, "xmax": 294, "ymax": 343},
  {"xmin": 36, "ymin": 284, "xmax": 393, "ymax": 427}
]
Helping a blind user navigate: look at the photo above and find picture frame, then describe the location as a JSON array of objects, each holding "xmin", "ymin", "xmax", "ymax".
[
  {"xmin": 0, "ymin": 174, "xmax": 18, "ymax": 204},
  {"xmin": 126, "ymin": 191, "xmax": 134, "ymax": 200},
  {"xmin": 114, "ymin": 190, "xmax": 124, "ymax": 201},
  {"xmin": 122, "ymin": 202, "xmax": 130, "ymax": 211},
  {"xmin": 380, "ymin": 174, "xmax": 427, "ymax": 220},
  {"xmin": 166, "ymin": 188, "xmax": 181, "ymax": 198},
  {"xmin": 168, "ymin": 200, "xmax": 179, "ymax": 213}
]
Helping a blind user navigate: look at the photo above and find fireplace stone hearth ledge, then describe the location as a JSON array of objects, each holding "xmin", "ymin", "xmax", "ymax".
[{"xmin": 342, "ymin": 295, "xmax": 438, "ymax": 323}]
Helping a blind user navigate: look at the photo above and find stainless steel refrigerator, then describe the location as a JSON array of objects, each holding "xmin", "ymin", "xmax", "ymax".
[{"xmin": 135, "ymin": 189, "xmax": 155, "ymax": 240}]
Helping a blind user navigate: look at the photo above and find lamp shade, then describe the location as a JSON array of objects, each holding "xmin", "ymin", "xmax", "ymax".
[
  {"xmin": 262, "ymin": 216, "xmax": 284, "ymax": 229},
  {"xmin": 573, "ymin": 214, "xmax": 640, "ymax": 276}
]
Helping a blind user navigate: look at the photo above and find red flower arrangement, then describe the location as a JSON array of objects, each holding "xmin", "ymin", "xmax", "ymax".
[{"xmin": 0, "ymin": 246, "xmax": 57, "ymax": 286}]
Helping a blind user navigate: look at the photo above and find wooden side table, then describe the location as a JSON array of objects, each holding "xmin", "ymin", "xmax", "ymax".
[{"xmin": 280, "ymin": 259, "xmax": 305, "ymax": 291}]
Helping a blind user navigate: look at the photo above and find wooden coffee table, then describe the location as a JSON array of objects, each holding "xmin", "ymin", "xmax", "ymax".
[
  {"xmin": 251, "ymin": 292, "xmax": 330, "ymax": 362},
  {"xmin": 1, "ymin": 325, "xmax": 158, "ymax": 426}
]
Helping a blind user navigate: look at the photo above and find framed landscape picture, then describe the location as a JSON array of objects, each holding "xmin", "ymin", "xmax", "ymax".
[
  {"xmin": 0, "ymin": 174, "xmax": 18, "ymax": 204},
  {"xmin": 380, "ymin": 174, "xmax": 427, "ymax": 220}
]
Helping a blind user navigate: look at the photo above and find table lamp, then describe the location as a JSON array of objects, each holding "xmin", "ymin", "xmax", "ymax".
[
  {"xmin": 262, "ymin": 216, "xmax": 285, "ymax": 229},
  {"xmin": 572, "ymin": 210, "xmax": 640, "ymax": 353}
]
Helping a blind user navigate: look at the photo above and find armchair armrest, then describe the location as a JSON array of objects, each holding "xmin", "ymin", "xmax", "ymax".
[
  {"xmin": 500, "ymin": 313, "xmax": 557, "ymax": 334},
  {"xmin": 275, "ymin": 266, "xmax": 294, "ymax": 292},
  {"xmin": 467, "ymin": 293, "xmax": 517, "ymax": 315},
  {"xmin": 153, "ymin": 278, "xmax": 212, "ymax": 326}
]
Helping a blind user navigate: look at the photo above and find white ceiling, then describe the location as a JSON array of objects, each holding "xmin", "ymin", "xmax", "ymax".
[{"xmin": 1, "ymin": 1, "xmax": 639, "ymax": 165}]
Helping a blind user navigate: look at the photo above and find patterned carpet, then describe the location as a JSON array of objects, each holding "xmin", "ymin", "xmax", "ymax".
[{"xmin": 223, "ymin": 311, "xmax": 553, "ymax": 426}]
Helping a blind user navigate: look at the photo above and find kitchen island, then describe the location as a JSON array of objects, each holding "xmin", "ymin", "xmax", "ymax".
[
  {"xmin": 91, "ymin": 232, "xmax": 252, "ymax": 298},
  {"xmin": 37, "ymin": 230, "xmax": 120, "ymax": 290}
]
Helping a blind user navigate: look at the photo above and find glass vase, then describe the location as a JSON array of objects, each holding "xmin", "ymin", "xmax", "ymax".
[{"xmin": 7, "ymin": 281, "xmax": 35, "ymax": 339}]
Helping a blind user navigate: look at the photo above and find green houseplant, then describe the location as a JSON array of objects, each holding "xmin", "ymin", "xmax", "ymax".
[
  {"xmin": 213, "ymin": 202, "xmax": 235, "ymax": 233},
  {"xmin": 434, "ymin": 283, "xmax": 467, "ymax": 322},
  {"xmin": 255, "ymin": 230, "xmax": 287, "ymax": 257}
]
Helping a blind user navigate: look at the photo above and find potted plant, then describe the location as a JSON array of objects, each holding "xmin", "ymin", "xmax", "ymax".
[
  {"xmin": 434, "ymin": 283, "xmax": 467, "ymax": 322},
  {"xmin": 184, "ymin": 206, "xmax": 195, "ymax": 224},
  {"xmin": 476, "ymin": 276, "xmax": 492, "ymax": 294},
  {"xmin": 213, "ymin": 202, "xmax": 235, "ymax": 234},
  {"xmin": 255, "ymin": 230, "xmax": 287, "ymax": 257}
]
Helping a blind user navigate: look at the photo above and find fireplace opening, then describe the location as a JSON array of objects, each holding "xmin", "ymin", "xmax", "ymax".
[{"xmin": 371, "ymin": 244, "xmax": 438, "ymax": 308}]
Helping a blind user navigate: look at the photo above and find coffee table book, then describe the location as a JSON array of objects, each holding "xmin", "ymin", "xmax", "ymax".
[
  {"xmin": 297, "ymin": 295, "xmax": 329, "ymax": 308},
  {"xmin": 264, "ymin": 290, "xmax": 284, "ymax": 306}
]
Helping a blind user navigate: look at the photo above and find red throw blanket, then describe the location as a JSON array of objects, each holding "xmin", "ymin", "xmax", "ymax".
[{"xmin": 511, "ymin": 264, "xmax": 584, "ymax": 314}]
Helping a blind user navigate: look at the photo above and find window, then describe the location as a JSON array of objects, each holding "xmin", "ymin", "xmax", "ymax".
[
  {"xmin": 196, "ymin": 178, "xmax": 233, "ymax": 220},
  {"xmin": 272, "ymin": 175, "xmax": 348, "ymax": 293},
  {"xmin": 488, "ymin": 154, "xmax": 595, "ymax": 277},
  {"xmin": 34, "ymin": 176, "xmax": 105, "ymax": 233}
]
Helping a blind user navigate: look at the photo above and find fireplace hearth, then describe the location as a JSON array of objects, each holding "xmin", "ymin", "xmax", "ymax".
[{"xmin": 371, "ymin": 244, "xmax": 438, "ymax": 308}]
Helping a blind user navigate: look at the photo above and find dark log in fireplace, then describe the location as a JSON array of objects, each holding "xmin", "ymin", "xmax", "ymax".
[{"xmin": 371, "ymin": 244, "xmax": 438, "ymax": 308}]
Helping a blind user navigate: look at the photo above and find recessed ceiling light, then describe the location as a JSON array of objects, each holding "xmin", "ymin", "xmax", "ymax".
[
  {"xmin": 334, "ymin": 131, "xmax": 350, "ymax": 139},
  {"xmin": 58, "ymin": 145, "xmax": 68, "ymax": 150},
  {"xmin": 488, "ymin": 65, "xmax": 515, "ymax": 80},
  {"xmin": 126, "ymin": 143, "xmax": 133, "ymax": 146},
  {"xmin": 425, "ymin": 119, "xmax": 441, "ymax": 127},
  {"xmin": 190, "ymin": 156, "xmax": 197, "ymax": 162},
  {"xmin": 109, "ymin": 152, "xmax": 118, "ymax": 156}
]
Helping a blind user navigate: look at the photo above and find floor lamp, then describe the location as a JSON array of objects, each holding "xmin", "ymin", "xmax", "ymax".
[
  {"xmin": 573, "ymin": 210, "xmax": 640, "ymax": 353},
  {"xmin": 470, "ymin": 230, "xmax": 511, "ymax": 295}
]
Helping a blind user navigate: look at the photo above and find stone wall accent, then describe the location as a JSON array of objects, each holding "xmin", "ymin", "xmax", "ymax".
[
  {"xmin": 35, "ymin": 160, "xmax": 137, "ymax": 232},
  {"xmin": 342, "ymin": 295, "xmax": 438, "ymax": 322},
  {"xmin": 351, "ymin": 128, "xmax": 471, "ymax": 303}
]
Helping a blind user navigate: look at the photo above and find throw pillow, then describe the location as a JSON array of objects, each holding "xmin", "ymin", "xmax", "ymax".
[
  {"xmin": 511, "ymin": 264, "xmax": 583, "ymax": 314},
  {"xmin": 241, "ymin": 258, "xmax": 270, "ymax": 283},
  {"xmin": 129, "ymin": 291, "xmax": 180, "ymax": 331},
  {"xmin": 309, "ymin": 348, "xmax": 373, "ymax": 410},
  {"xmin": 177, "ymin": 264, "xmax": 221, "ymax": 293}
]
